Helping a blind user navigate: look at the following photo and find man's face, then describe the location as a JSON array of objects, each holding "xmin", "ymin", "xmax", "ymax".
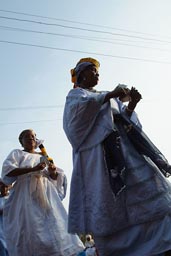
[{"xmin": 82, "ymin": 65, "xmax": 99, "ymax": 87}]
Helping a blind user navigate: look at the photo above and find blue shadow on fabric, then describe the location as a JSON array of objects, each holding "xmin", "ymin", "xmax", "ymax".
[
  {"xmin": 77, "ymin": 251, "xmax": 86, "ymax": 256},
  {"xmin": 0, "ymin": 240, "xmax": 8, "ymax": 256}
]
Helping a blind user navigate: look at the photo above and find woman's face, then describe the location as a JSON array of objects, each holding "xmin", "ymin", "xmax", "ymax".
[
  {"xmin": 21, "ymin": 130, "xmax": 37, "ymax": 151},
  {"xmin": 81, "ymin": 65, "xmax": 99, "ymax": 88}
]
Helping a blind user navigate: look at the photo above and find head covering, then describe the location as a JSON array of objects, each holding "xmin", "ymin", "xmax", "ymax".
[{"xmin": 70, "ymin": 57, "xmax": 100, "ymax": 84}]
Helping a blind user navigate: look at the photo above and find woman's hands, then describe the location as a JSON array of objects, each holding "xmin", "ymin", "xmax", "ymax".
[
  {"xmin": 7, "ymin": 161, "xmax": 46, "ymax": 177},
  {"xmin": 33, "ymin": 161, "xmax": 58, "ymax": 180},
  {"xmin": 48, "ymin": 163, "xmax": 58, "ymax": 180},
  {"xmin": 33, "ymin": 162, "xmax": 46, "ymax": 172}
]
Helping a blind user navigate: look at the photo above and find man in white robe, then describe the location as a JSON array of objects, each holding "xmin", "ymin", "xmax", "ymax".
[{"xmin": 63, "ymin": 57, "xmax": 171, "ymax": 256}]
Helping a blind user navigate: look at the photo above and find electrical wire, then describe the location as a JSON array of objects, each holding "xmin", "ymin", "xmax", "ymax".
[
  {"xmin": 1, "ymin": 39, "xmax": 171, "ymax": 65},
  {"xmin": 0, "ymin": 8, "xmax": 170, "ymax": 40},
  {"xmin": 1, "ymin": 23, "xmax": 165, "ymax": 46},
  {"xmin": 0, "ymin": 105, "xmax": 63, "ymax": 111},
  {"xmin": 1, "ymin": 25, "xmax": 171, "ymax": 53},
  {"xmin": 1, "ymin": 15, "xmax": 171, "ymax": 44},
  {"xmin": 0, "ymin": 119, "xmax": 61, "ymax": 125}
]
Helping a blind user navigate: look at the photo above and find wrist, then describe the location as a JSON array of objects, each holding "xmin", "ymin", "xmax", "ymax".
[
  {"xmin": 49, "ymin": 172, "xmax": 58, "ymax": 180},
  {"xmin": 49, "ymin": 169, "xmax": 58, "ymax": 180},
  {"xmin": 32, "ymin": 166, "xmax": 37, "ymax": 172},
  {"xmin": 128, "ymin": 101, "xmax": 137, "ymax": 110},
  {"xmin": 126, "ymin": 106, "xmax": 134, "ymax": 112}
]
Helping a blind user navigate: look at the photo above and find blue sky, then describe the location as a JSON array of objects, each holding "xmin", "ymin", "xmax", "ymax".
[{"xmin": 1, "ymin": 0, "xmax": 171, "ymax": 209}]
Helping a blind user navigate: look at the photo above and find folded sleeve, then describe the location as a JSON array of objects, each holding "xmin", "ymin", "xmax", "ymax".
[
  {"xmin": 1, "ymin": 149, "xmax": 20, "ymax": 185},
  {"xmin": 63, "ymin": 88, "xmax": 107, "ymax": 150},
  {"xmin": 45, "ymin": 167, "xmax": 67, "ymax": 201}
]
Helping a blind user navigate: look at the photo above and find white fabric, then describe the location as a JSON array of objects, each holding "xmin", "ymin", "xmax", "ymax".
[
  {"xmin": 1, "ymin": 149, "xmax": 84, "ymax": 256},
  {"xmin": 63, "ymin": 88, "xmax": 171, "ymax": 256},
  {"xmin": 85, "ymin": 247, "xmax": 97, "ymax": 256},
  {"xmin": 0, "ymin": 197, "xmax": 5, "ymax": 211},
  {"xmin": 63, "ymin": 88, "xmax": 145, "ymax": 235},
  {"xmin": 94, "ymin": 215, "xmax": 171, "ymax": 256},
  {"xmin": 47, "ymin": 167, "xmax": 67, "ymax": 201},
  {"xmin": 0, "ymin": 197, "xmax": 8, "ymax": 250},
  {"xmin": 85, "ymin": 241, "xmax": 94, "ymax": 248}
]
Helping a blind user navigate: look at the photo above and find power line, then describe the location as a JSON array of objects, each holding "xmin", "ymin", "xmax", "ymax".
[
  {"xmin": 1, "ymin": 15, "xmax": 171, "ymax": 44},
  {"xmin": 0, "ymin": 8, "xmax": 170, "ymax": 40},
  {"xmin": 1, "ymin": 39, "xmax": 171, "ymax": 65},
  {"xmin": 0, "ymin": 119, "xmax": 61, "ymax": 125},
  {"xmin": 1, "ymin": 25, "xmax": 171, "ymax": 53},
  {"xmin": 1, "ymin": 22, "xmax": 164, "ymax": 46},
  {"xmin": 0, "ymin": 105, "xmax": 63, "ymax": 111}
]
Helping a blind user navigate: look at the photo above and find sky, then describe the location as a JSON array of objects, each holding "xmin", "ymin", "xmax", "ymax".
[{"xmin": 1, "ymin": 0, "xmax": 171, "ymax": 210}]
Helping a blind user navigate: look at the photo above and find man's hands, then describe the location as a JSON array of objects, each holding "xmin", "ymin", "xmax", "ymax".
[
  {"xmin": 104, "ymin": 84, "xmax": 130, "ymax": 103},
  {"xmin": 103, "ymin": 84, "xmax": 142, "ymax": 115},
  {"xmin": 129, "ymin": 87, "xmax": 142, "ymax": 104},
  {"xmin": 112, "ymin": 84, "xmax": 130, "ymax": 98},
  {"xmin": 126, "ymin": 87, "xmax": 142, "ymax": 116}
]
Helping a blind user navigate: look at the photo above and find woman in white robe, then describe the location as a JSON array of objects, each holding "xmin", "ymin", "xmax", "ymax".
[
  {"xmin": 1, "ymin": 129, "xmax": 84, "ymax": 256},
  {"xmin": 63, "ymin": 57, "xmax": 171, "ymax": 256}
]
